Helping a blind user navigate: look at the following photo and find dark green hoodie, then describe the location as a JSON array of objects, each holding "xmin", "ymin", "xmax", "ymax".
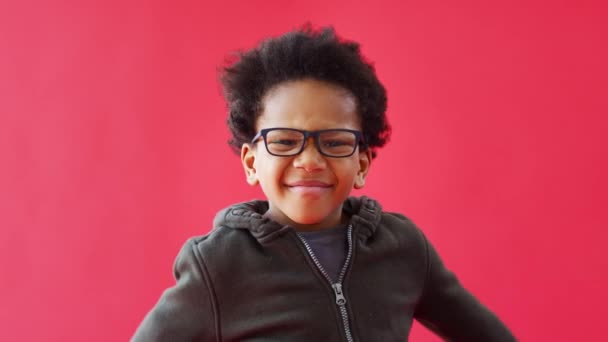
[{"xmin": 132, "ymin": 196, "xmax": 516, "ymax": 341}]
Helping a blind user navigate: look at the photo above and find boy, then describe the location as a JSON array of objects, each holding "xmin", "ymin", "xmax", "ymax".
[{"xmin": 132, "ymin": 26, "xmax": 516, "ymax": 341}]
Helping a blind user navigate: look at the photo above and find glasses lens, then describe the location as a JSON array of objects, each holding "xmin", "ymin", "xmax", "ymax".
[
  {"xmin": 319, "ymin": 130, "xmax": 358, "ymax": 157},
  {"xmin": 265, "ymin": 129, "xmax": 305, "ymax": 155}
]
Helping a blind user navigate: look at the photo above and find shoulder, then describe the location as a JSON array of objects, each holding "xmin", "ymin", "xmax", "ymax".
[
  {"xmin": 347, "ymin": 196, "xmax": 428, "ymax": 247},
  {"xmin": 351, "ymin": 204, "xmax": 431, "ymax": 261},
  {"xmin": 182, "ymin": 225, "xmax": 259, "ymax": 259},
  {"xmin": 379, "ymin": 210, "xmax": 428, "ymax": 245}
]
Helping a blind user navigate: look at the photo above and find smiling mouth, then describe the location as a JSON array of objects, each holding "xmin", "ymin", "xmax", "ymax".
[
  {"xmin": 285, "ymin": 181, "xmax": 332, "ymax": 195},
  {"xmin": 286, "ymin": 181, "xmax": 331, "ymax": 187}
]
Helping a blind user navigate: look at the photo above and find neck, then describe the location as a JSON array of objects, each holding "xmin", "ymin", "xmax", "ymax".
[{"xmin": 263, "ymin": 207, "xmax": 347, "ymax": 232}]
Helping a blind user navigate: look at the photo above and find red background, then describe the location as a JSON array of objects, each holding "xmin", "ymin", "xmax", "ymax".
[{"xmin": 1, "ymin": 1, "xmax": 607, "ymax": 341}]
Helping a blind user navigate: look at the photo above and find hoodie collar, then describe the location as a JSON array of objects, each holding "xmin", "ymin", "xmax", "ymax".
[{"xmin": 213, "ymin": 196, "xmax": 382, "ymax": 244}]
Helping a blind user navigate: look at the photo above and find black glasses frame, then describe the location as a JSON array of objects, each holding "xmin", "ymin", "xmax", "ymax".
[{"xmin": 251, "ymin": 127, "xmax": 367, "ymax": 158}]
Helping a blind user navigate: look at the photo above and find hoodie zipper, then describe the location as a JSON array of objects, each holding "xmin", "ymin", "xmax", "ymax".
[{"xmin": 297, "ymin": 225, "xmax": 355, "ymax": 342}]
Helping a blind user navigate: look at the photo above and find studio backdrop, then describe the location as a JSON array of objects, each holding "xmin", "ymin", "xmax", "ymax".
[{"xmin": 1, "ymin": 0, "xmax": 606, "ymax": 341}]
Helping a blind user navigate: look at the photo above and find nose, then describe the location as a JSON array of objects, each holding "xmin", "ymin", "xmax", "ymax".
[{"xmin": 292, "ymin": 137, "xmax": 327, "ymax": 172}]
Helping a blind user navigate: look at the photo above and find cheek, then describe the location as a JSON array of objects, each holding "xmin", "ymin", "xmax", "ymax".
[
  {"xmin": 333, "ymin": 159, "xmax": 360, "ymax": 178},
  {"xmin": 257, "ymin": 158, "xmax": 290, "ymax": 184}
]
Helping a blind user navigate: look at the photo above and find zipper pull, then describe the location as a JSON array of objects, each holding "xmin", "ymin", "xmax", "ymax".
[{"xmin": 332, "ymin": 283, "xmax": 347, "ymax": 306}]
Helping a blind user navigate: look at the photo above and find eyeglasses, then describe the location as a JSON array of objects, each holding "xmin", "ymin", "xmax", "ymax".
[{"xmin": 251, "ymin": 128, "xmax": 366, "ymax": 158}]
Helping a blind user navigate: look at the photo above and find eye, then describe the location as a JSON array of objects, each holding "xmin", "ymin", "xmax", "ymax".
[
  {"xmin": 323, "ymin": 140, "xmax": 350, "ymax": 147},
  {"xmin": 269, "ymin": 139, "xmax": 299, "ymax": 146}
]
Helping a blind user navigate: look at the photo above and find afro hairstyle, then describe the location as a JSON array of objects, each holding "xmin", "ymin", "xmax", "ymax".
[{"xmin": 220, "ymin": 25, "xmax": 390, "ymax": 158}]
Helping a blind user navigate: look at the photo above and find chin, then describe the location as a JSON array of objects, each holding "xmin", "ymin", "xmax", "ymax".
[
  {"xmin": 287, "ymin": 207, "xmax": 339, "ymax": 227},
  {"xmin": 290, "ymin": 214, "xmax": 325, "ymax": 225}
]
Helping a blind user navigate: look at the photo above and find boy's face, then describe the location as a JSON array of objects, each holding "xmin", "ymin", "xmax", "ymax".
[{"xmin": 241, "ymin": 79, "xmax": 372, "ymax": 231}]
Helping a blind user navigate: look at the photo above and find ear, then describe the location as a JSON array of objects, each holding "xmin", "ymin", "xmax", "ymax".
[
  {"xmin": 354, "ymin": 149, "xmax": 372, "ymax": 189},
  {"xmin": 241, "ymin": 143, "xmax": 259, "ymax": 186}
]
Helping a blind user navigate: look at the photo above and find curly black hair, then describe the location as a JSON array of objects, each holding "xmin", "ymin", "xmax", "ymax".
[{"xmin": 220, "ymin": 25, "xmax": 390, "ymax": 158}]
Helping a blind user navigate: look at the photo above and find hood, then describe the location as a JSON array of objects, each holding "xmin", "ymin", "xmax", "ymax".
[{"xmin": 212, "ymin": 196, "xmax": 383, "ymax": 244}]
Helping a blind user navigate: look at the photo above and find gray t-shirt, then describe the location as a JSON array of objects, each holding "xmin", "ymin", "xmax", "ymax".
[{"xmin": 298, "ymin": 225, "xmax": 347, "ymax": 283}]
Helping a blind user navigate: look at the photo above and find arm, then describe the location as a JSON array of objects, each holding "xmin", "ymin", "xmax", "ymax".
[
  {"xmin": 131, "ymin": 238, "xmax": 218, "ymax": 342},
  {"xmin": 413, "ymin": 234, "xmax": 516, "ymax": 341}
]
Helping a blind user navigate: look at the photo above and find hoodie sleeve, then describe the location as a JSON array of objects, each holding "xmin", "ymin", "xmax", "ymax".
[
  {"xmin": 413, "ymin": 234, "xmax": 516, "ymax": 341},
  {"xmin": 131, "ymin": 238, "xmax": 218, "ymax": 342}
]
